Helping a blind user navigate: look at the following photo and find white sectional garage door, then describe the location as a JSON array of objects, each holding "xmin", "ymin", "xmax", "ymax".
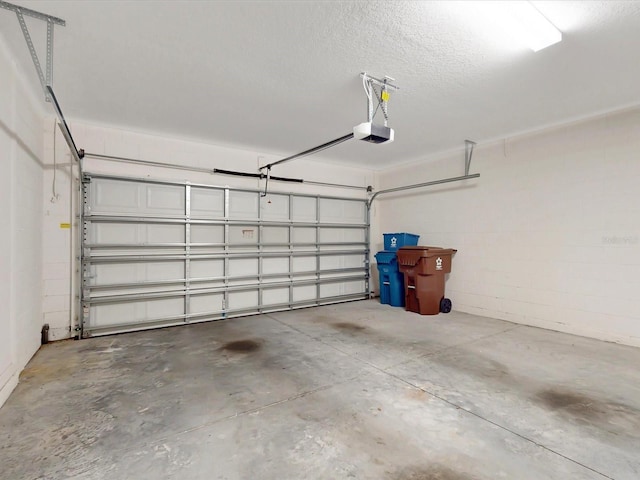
[{"xmin": 81, "ymin": 174, "xmax": 369, "ymax": 337}]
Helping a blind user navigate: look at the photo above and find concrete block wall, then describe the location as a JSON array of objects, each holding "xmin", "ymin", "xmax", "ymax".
[
  {"xmin": 374, "ymin": 107, "xmax": 640, "ymax": 347},
  {"xmin": 0, "ymin": 33, "xmax": 45, "ymax": 407},
  {"xmin": 40, "ymin": 120, "xmax": 375, "ymax": 341}
]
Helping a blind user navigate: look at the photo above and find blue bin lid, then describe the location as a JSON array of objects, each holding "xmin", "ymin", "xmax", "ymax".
[{"xmin": 374, "ymin": 251, "xmax": 398, "ymax": 264}]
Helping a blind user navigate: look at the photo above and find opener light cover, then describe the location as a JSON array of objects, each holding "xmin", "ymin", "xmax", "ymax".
[{"xmin": 353, "ymin": 122, "xmax": 394, "ymax": 144}]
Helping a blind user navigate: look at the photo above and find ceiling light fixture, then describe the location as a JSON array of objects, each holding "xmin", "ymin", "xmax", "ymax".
[{"xmin": 497, "ymin": 1, "xmax": 562, "ymax": 52}]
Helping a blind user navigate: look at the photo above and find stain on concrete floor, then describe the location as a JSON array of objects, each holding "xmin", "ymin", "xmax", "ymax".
[
  {"xmin": 331, "ymin": 322, "xmax": 367, "ymax": 332},
  {"xmin": 220, "ymin": 339, "xmax": 262, "ymax": 353},
  {"xmin": 536, "ymin": 387, "xmax": 640, "ymax": 433}
]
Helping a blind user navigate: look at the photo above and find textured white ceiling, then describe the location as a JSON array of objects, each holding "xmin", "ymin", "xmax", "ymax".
[{"xmin": 2, "ymin": 1, "xmax": 640, "ymax": 169}]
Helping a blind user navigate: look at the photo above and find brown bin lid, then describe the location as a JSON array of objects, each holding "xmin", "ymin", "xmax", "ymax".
[{"xmin": 398, "ymin": 246, "xmax": 457, "ymax": 258}]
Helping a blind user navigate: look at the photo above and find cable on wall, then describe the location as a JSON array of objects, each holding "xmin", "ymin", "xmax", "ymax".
[{"xmin": 51, "ymin": 118, "xmax": 60, "ymax": 203}]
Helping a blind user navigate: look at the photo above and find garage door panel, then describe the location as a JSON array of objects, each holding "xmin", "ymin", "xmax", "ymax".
[
  {"xmin": 229, "ymin": 191, "xmax": 259, "ymax": 219},
  {"xmin": 261, "ymin": 194, "xmax": 289, "ymax": 221},
  {"xmin": 91, "ymin": 297, "xmax": 184, "ymax": 327},
  {"xmin": 145, "ymin": 184, "xmax": 185, "ymax": 214},
  {"xmin": 343, "ymin": 280, "xmax": 366, "ymax": 295},
  {"xmin": 320, "ymin": 254, "xmax": 365, "ymax": 271},
  {"xmin": 91, "ymin": 179, "xmax": 140, "ymax": 213},
  {"xmin": 147, "ymin": 224, "xmax": 184, "ymax": 243},
  {"xmin": 291, "ymin": 196, "xmax": 317, "ymax": 222},
  {"xmin": 262, "ymin": 288, "xmax": 289, "ymax": 306},
  {"xmin": 191, "ymin": 225, "xmax": 224, "ymax": 244},
  {"xmin": 92, "ymin": 261, "xmax": 184, "ymax": 286},
  {"xmin": 228, "ymin": 290, "xmax": 259, "ymax": 310},
  {"xmin": 146, "ymin": 262, "xmax": 185, "ymax": 280},
  {"xmin": 190, "ymin": 293, "xmax": 225, "ymax": 315},
  {"xmin": 90, "ymin": 222, "xmax": 184, "ymax": 246},
  {"xmin": 320, "ymin": 280, "xmax": 365, "ymax": 298},
  {"xmin": 91, "ymin": 180, "xmax": 186, "ymax": 216},
  {"xmin": 90, "ymin": 223, "xmax": 138, "ymax": 244},
  {"xmin": 319, "ymin": 227, "xmax": 365, "ymax": 243},
  {"xmin": 82, "ymin": 175, "xmax": 368, "ymax": 336},
  {"xmin": 262, "ymin": 257, "xmax": 289, "ymax": 275},
  {"xmin": 262, "ymin": 226, "xmax": 289, "ymax": 244},
  {"xmin": 292, "ymin": 227, "xmax": 316, "ymax": 244},
  {"xmin": 320, "ymin": 255, "xmax": 340, "ymax": 270},
  {"xmin": 293, "ymin": 285, "xmax": 316, "ymax": 302},
  {"xmin": 229, "ymin": 226, "xmax": 258, "ymax": 244},
  {"xmin": 229, "ymin": 258, "xmax": 258, "ymax": 277},
  {"xmin": 190, "ymin": 188, "xmax": 224, "ymax": 218},
  {"xmin": 319, "ymin": 198, "xmax": 365, "ymax": 224},
  {"xmin": 293, "ymin": 256, "xmax": 316, "ymax": 273},
  {"xmin": 190, "ymin": 259, "xmax": 224, "ymax": 279},
  {"xmin": 91, "ymin": 263, "xmax": 138, "ymax": 286}
]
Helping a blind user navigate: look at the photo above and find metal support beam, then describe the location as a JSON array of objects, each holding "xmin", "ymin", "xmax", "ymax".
[
  {"xmin": 367, "ymin": 174, "xmax": 480, "ymax": 208},
  {"xmin": 14, "ymin": 9, "xmax": 48, "ymax": 99},
  {"xmin": 0, "ymin": 1, "xmax": 65, "ymax": 25},
  {"xmin": 368, "ymin": 140, "xmax": 481, "ymax": 207},
  {"xmin": 1, "ymin": 1, "xmax": 66, "ymax": 101},
  {"xmin": 465, "ymin": 139, "xmax": 476, "ymax": 176},
  {"xmin": 46, "ymin": 18, "xmax": 53, "ymax": 85}
]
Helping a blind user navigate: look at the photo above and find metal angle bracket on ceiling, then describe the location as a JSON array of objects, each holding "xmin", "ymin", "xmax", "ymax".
[
  {"xmin": 0, "ymin": 1, "xmax": 65, "ymax": 102},
  {"xmin": 465, "ymin": 139, "xmax": 476, "ymax": 176},
  {"xmin": 359, "ymin": 72, "xmax": 399, "ymax": 126},
  {"xmin": 0, "ymin": 3, "xmax": 82, "ymax": 163}
]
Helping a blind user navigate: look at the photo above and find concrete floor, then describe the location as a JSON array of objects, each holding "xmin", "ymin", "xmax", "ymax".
[{"xmin": 1, "ymin": 300, "xmax": 639, "ymax": 480}]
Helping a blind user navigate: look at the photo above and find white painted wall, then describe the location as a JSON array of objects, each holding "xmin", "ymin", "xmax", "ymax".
[
  {"xmin": 0, "ymin": 33, "xmax": 45, "ymax": 407},
  {"xmin": 375, "ymin": 107, "xmax": 640, "ymax": 347},
  {"xmin": 41, "ymin": 120, "xmax": 375, "ymax": 340}
]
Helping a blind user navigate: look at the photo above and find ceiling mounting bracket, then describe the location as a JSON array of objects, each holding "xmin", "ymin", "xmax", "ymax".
[
  {"xmin": 0, "ymin": 1, "xmax": 66, "ymax": 102},
  {"xmin": 359, "ymin": 73, "xmax": 399, "ymax": 126},
  {"xmin": 464, "ymin": 139, "xmax": 476, "ymax": 176}
]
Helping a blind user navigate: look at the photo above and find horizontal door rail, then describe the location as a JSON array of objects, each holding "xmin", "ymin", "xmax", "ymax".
[
  {"xmin": 87, "ymin": 267, "xmax": 368, "ymax": 291},
  {"xmin": 86, "ymin": 274, "xmax": 367, "ymax": 305},
  {"xmin": 84, "ymin": 241, "xmax": 368, "ymax": 249},
  {"xmin": 83, "ymin": 214, "xmax": 367, "ymax": 228},
  {"xmin": 85, "ymin": 249, "xmax": 367, "ymax": 263}
]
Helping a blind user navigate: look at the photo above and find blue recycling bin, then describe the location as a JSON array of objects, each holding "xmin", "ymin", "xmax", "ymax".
[
  {"xmin": 383, "ymin": 232, "xmax": 420, "ymax": 251},
  {"xmin": 375, "ymin": 251, "xmax": 405, "ymax": 307}
]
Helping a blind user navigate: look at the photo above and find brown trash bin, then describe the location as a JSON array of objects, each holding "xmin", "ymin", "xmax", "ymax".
[{"xmin": 397, "ymin": 246, "xmax": 457, "ymax": 315}]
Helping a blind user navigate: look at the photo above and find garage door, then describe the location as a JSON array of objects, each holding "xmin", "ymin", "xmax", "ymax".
[{"xmin": 80, "ymin": 174, "xmax": 369, "ymax": 337}]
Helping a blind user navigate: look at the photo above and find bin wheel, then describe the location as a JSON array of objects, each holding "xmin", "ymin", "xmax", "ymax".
[{"xmin": 439, "ymin": 297, "xmax": 452, "ymax": 314}]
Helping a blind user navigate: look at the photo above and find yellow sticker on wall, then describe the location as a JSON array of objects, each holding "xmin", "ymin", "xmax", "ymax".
[{"xmin": 60, "ymin": 223, "xmax": 71, "ymax": 229}]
